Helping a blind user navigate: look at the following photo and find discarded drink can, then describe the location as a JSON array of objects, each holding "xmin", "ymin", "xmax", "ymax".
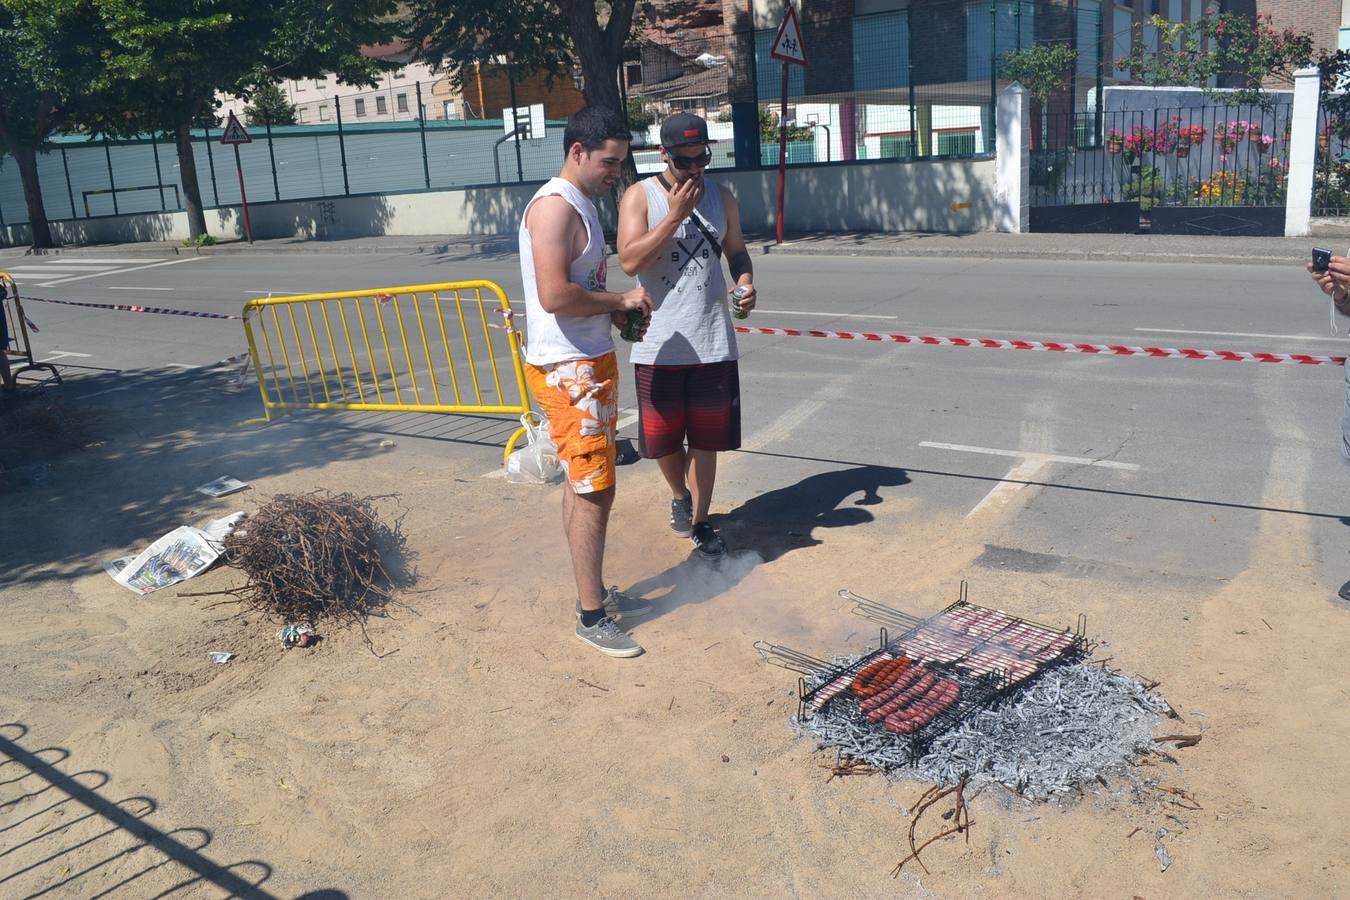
[
  {"xmin": 731, "ymin": 285, "xmax": 750, "ymax": 320},
  {"xmin": 619, "ymin": 308, "xmax": 647, "ymax": 342}
]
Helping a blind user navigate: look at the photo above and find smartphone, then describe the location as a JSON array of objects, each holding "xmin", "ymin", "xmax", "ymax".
[{"xmin": 1313, "ymin": 247, "xmax": 1333, "ymax": 273}]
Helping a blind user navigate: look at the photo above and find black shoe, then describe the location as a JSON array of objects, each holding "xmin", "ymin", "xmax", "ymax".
[
  {"xmin": 1339, "ymin": 580, "xmax": 1350, "ymax": 602},
  {"xmin": 670, "ymin": 493, "xmax": 693, "ymax": 537},
  {"xmin": 691, "ymin": 521, "xmax": 726, "ymax": 560}
]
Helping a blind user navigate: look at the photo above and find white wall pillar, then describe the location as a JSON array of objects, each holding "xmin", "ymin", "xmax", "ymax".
[
  {"xmin": 1286, "ymin": 65, "xmax": 1321, "ymax": 238},
  {"xmin": 995, "ymin": 82, "xmax": 1029, "ymax": 233}
]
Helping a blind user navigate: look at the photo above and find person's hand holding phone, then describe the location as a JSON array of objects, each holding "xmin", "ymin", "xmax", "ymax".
[{"xmin": 1308, "ymin": 246, "xmax": 1344, "ymax": 297}]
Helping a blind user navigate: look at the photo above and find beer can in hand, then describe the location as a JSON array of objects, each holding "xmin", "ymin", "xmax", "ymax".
[
  {"xmin": 731, "ymin": 286, "xmax": 750, "ymax": 320},
  {"xmin": 620, "ymin": 308, "xmax": 647, "ymax": 342}
]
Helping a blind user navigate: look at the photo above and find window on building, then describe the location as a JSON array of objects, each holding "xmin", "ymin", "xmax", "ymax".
[
  {"xmin": 396, "ymin": 93, "xmax": 409, "ymax": 113},
  {"xmin": 376, "ymin": 96, "xmax": 388, "ymax": 115},
  {"xmin": 879, "ymin": 135, "xmax": 914, "ymax": 158},
  {"xmin": 355, "ymin": 98, "xmax": 366, "ymax": 117},
  {"xmin": 625, "ymin": 63, "xmax": 642, "ymax": 86},
  {"xmin": 394, "ymin": 69, "xmax": 406, "ymax": 79},
  {"xmin": 294, "ymin": 80, "xmax": 306, "ymax": 92},
  {"xmin": 319, "ymin": 103, "xmax": 330, "ymax": 121},
  {"xmin": 443, "ymin": 100, "xmax": 458, "ymax": 120},
  {"xmin": 312, "ymin": 78, "xmax": 324, "ymax": 89},
  {"xmin": 937, "ymin": 132, "xmax": 977, "ymax": 155},
  {"xmin": 296, "ymin": 107, "xmax": 307, "ymax": 123}
]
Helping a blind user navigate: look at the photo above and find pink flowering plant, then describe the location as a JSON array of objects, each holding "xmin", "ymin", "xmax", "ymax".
[{"xmin": 1114, "ymin": 10, "xmax": 1313, "ymax": 105}]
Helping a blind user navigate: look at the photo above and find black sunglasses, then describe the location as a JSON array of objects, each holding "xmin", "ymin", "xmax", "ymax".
[{"xmin": 666, "ymin": 147, "xmax": 713, "ymax": 169}]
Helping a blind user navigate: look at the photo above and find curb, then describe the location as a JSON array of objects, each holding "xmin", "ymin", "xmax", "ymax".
[
  {"xmin": 754, "ymin": 242, "xmax": 1303, "ymax": 265},
  {"xmin": 3, "ymin": 238, "xmax": 517, "ymax": 259}
]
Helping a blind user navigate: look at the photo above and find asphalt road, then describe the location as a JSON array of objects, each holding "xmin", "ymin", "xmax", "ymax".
[{"xmin": 4, "ymin": 247, "xmax": 1347, "ymax": 600}]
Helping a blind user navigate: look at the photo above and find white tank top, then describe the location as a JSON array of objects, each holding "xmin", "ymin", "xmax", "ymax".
[
  {"xmin": 629, "ymin": 177, "xmax": 737, "ymax": 365},
  {"xmin": 519, "ymin": 177, "xmax": 614, "ymax": 366}
]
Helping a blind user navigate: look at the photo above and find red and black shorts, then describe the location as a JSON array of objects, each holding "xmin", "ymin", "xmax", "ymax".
[{"xmin": 635, "ymin": 360, "xmax": 741, "ymax": 459}]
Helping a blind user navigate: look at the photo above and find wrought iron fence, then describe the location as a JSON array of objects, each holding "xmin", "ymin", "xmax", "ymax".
[
  {"xmin": 1030, "ymin": 104, "xmax": 1293, "ymax": 209},
  {"xmin": 1314, "ymin": 103, "xmax": 1350, "ymax": 218}
]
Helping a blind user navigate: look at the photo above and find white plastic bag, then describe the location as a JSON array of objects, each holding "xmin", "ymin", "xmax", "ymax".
[{"xmin": 505, "ymin": 411, "xmax": 564, "ymax": 484}]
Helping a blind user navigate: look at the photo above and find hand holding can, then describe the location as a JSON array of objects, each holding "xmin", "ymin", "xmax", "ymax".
[
  {"xmin": 620, "ymin": 308, "xmax": 648, "ymax": 342},
  {"xmin": 731, "ymin": 285, "xmax": 751, "ymax": 320}
]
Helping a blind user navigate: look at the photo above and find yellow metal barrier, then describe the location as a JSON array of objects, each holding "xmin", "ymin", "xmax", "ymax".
[
  {"xmin": 242, "ymin": 280, "xmax": 532, "ymax": 462},
  {"xmin": 0, "ymin": 273, "xmax": 63, "ymax": 385}
]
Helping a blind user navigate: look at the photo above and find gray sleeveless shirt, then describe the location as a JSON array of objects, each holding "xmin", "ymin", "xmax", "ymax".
[{"xmin": 629, "ymin": 177, "xmax": 738, "ymax": 365}]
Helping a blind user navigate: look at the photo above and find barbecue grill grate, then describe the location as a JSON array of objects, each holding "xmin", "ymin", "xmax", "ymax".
[{"xmin": 759, "ymin": 583, "xmax": 1093, "ymax": 763}]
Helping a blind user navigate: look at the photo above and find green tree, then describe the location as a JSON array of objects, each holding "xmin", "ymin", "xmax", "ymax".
[
  {"xmin": 759, "ymin": 107, "xmax": 811, "ymax": 144},
  {"xmin": 401, "ymin": 0, "xmax": 641, "ymax": 182},
  {"xmin": 1001, "ymin": 44, "xmax": 1078, "ymax": 150},
  {"xmin": 0, "ymin": 1, "xmax": 108, "ymax": 248},
  {"xmin": 243, "ymin": 80, "xmax": 298, "ymax": 127},
  {"xmin": 87, "ymin": 0, "xmax": 396, "ymax": 240},
  {"xmin": 1000, "ymin": 44, "xmax": 1078, "ymax": 105},
  {"xmin": 1115, "ymin": 12, "xmax": 1313, "ymax": 106},
  {"xmin": 626, "ymin": 97, "xmax": 654, "ymax": 130}
]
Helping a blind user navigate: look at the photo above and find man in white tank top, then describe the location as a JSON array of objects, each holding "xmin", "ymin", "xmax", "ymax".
[
  {"xmin": 520, "ymin": 106, "xmax": 653, "ymax": 657},
  {"xmin": 616, "ymin": 112, "xmax": 757, "ymax": 561}
]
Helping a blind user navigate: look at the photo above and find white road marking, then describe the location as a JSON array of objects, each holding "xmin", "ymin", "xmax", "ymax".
[
  {"xmin": 2, "ymin": 269, "xmax": 117, "ymax": 277},
  {"xmin": 37, "ymin": 256, "xmax": 205, "ymax": 286},
  {"xmin": 752, "ymin": 309, "xmax": 899, "ymax": 320},
  {"xmin": 19, "ymin": 261, "xmax": 122, "ymax": 267},
  {"xmin": 919, "ymin": 441, "xmax": 1140, "ymax": 471},
  {"xmin": 920, "ymin": 441, "xmax": 1139, "ymax": 519},
  {"xmin": 38, "ymin": 350, "xmax": 92, "ymax": 362},
  {"xmin": 1134, "ymin": 327, "xmax": 1332, "ymax": 342},
  {"xmin": 25, "ymin": 257, "xmax": 165, "ymax": 264},
  {"xmin": 244, "ymin": 289, "xmax": 304, "ymax": 295},
  {"xmin": 164, "ymin": 362, "xmax": 201, "ymax": 369},
  {"xmin": 107, "ymin": 286, "xmax": 175, "ymax": 291},
  {"xmin": 966, "ymin": 456, "xmax": 1049, "ymax": 517}
]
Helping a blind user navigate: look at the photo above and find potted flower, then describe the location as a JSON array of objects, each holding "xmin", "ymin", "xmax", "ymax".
[
  {"xmin": 1106, "ymin": 128, "xmax": 1124, "ymax": 155},
  {"xmin": 1248, "ymin": 122, "xmax": 1263, "ymax": 143},
  {"xmin": 1256, "ymin": 133, "xmax": 1274, "ymax": 154},
  {"xmin": 1214, "ymin": 124, "xmax": 1236, "ymax": 153},
  {"xmin": 1231, "ymin": 120, "xmax": 1248, "ymax": 140}
]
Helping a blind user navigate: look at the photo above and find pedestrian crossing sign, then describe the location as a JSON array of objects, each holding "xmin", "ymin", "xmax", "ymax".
[
  {"xmin": 770, "ymin": 4, "xmax": 808, "ymax": 66},
  {"xmin": 220, "ymin": 111, "xmax": 252, "ymax": 145}
]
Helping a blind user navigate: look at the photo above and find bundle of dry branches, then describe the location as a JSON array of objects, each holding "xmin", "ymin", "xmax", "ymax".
[{"xmin": 223, "ymin": 491, "xmax": 404, "ymax": 626}]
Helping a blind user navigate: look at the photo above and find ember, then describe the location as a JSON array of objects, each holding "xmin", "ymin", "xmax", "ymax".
[{"xmin": 761, "ymin": 586, "xmax": 1177, "ymax": 801}]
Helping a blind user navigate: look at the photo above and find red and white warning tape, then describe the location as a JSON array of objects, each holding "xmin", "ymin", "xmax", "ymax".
[
  {"xmin": 733, "ymin": 325, "xmax": 1348, "ymax": 366},
  {"xmin": 22, "ymin": 294, "xmax": 245, "ymax": 321}
]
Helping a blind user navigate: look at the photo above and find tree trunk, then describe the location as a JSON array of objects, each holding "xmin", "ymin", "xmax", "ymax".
[
  {"xmin": 175, "ymin": 122, "xmax": 208, "ymax": 239},
  {"xmin": 565, "ymin": 0, "xmax": 640, "ymax": 188},
  {"xmin": 12, "ymin": 146, "xmax": 55, "ymax": 249}
]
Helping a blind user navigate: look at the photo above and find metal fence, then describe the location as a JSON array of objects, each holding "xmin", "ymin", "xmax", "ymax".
[
  {"xmin": 1031, "ymin": 104, "xmax": 1294, "ymax": 209},
  {"xmin": 0, "ymin": 0, "xmax": 1110, "ymax": 230},
  {"xmin": 1314, "ymin": 103, "xmax": 1350, "ymax": 217}
]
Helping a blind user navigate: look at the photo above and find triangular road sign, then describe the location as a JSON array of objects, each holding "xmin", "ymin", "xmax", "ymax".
[
  {"xmin": 220, "ymin": 111, "xmax": 252, "ymax": 145},
  {"xmin": 770, "ymin": 4, "xmax": 808, "ymax": 66}
]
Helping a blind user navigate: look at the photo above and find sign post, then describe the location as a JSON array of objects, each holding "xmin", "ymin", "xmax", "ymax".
[
  {"xmin": 220, "ymin": 111, "xmax": 254, "ymax": 244},
  {"xmin": 770, "ymin": 3, "xmax": 808, "ymax": 245}
]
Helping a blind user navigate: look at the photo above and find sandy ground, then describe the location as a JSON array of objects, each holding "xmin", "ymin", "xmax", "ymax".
[{"xmin": 2, "ymin": 377, "xmax": 1349, "ymax": 898}]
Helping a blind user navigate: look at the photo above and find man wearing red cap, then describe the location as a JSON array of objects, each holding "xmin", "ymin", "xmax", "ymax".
[{"xmin": 616, "ymin": 112, "xmax": 757, "ymax": 561}]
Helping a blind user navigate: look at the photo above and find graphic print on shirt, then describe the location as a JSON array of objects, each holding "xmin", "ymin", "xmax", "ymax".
[
  {"xmin": 586, "ymin": 256, "xmax": 608, "ymax": 292},
  {"xmin": 662, "ymin": 222, "xmax": 714, "ymax": 291}
]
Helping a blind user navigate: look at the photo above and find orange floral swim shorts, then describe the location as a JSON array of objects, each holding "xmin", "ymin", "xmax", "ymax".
[{"xmin": 524, "ymin": 353, "xmax": 619, "ymax": 494}]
